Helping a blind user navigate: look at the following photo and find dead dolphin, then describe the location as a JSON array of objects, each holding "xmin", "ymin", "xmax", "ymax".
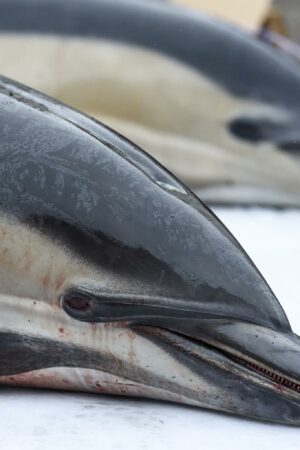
[
  {"xmin": 0, "ymin": 76, "xmax": 300, "ymax": 424},
  {"xmin": 0, "ymin": 0, "xmax": 300, "ymax": 205}
]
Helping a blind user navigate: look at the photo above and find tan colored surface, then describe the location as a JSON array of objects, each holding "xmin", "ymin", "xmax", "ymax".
[{"xmin": 172, "ymin": 0, "xmax": 272, "ymax": 31}]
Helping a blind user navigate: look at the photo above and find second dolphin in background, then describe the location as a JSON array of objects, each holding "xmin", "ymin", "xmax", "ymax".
[{"xmin": 1, "ymin": 0, "xmax": 300, "ymax": 205}]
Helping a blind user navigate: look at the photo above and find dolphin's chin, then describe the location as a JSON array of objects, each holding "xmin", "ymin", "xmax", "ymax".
[
  {"xmin": 134, "ymin": 325, "xmax": 300, "ymax": 424},
  {"xmin": 136, "ymin": 325, "xmax": 300, "ymax": 396}
]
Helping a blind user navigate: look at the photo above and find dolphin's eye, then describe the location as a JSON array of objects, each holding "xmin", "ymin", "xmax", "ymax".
[
  {"xmin": 62, "ymin": 291, "xmax": 93, "ymax": 313},
  {"xmin": 65, "ymin": 297, "xmax": 92, "ymax": 311}
]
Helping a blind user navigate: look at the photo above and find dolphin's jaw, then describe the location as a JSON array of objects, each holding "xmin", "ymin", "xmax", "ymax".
[
  {"xmin": 177, "ymin": 330, "xmax": 300, "ymax": 396},
  {"xmin": 135, "ymin": 325, "xmax": 300, "ymax": 398},
  {"xmin": 133, "ymin": 325, "xmax": 300, "ymax": 424}
]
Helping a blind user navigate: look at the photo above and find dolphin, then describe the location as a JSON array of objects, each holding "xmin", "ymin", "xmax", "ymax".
[
  {"xmin": 0, "ymin": 75, "xmax": 300, "ymax": 424},
  {"xmin": 0, "ymin": 0, "xmax": 300, "ymax": 205}
]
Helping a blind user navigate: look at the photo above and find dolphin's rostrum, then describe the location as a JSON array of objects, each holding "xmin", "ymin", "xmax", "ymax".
[{"xmin": 0, "ymin": 77, "xmax": 300, "ymax": 424}]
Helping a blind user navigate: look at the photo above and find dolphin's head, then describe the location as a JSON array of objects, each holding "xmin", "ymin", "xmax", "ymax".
[{"xmin": 1, "ymin": 77, "xmax": 300, "ymax": 424}]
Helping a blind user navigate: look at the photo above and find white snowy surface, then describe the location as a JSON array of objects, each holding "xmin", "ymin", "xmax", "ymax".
[{"xmin": 1, "ymin": 207, "xmax": 300, "ymax": 450}]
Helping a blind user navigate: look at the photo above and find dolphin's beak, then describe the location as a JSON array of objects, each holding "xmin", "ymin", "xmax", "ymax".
[{"xmin": 131, "ymin": 318, "xmax": 300, "ymax": 425}]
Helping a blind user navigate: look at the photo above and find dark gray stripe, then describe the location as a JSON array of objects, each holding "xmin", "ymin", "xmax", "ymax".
[{"xmin": 0, "ymin": 331, "xmax": 197, "ymax": 400}]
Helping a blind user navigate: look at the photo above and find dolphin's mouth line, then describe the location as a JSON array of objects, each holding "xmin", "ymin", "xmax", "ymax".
[
  {"xmin": 134, "ymin": 325, "xmax": 300, "ymax": 396},
  {"xmin": 230, "ymin": 354, "xmax": 300, "ymax": 393}
]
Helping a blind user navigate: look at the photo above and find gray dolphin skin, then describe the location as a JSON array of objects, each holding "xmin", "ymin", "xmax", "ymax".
[
  {"xmin": 1, "ymin": 76, "xmax": 300, "ymax": 424},
  {"xmin": 0, "ymin": 0, "xmax": 300, "ymax": 205}
]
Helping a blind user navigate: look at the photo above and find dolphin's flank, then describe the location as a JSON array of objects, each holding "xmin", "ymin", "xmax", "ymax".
[{"xmin": 0, "ymin": 76, "xmax": 300, "ymax": 424}]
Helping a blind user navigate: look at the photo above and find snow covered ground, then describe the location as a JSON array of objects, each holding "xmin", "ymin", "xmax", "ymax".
[{"xmin": 1, "ymin": 207, "xmax": 300, "ymax": 450}]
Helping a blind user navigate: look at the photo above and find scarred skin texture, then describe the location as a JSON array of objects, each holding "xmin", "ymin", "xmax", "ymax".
[{"xmin": 0, "ymin": 77, "xmax": 300, "ymax": 424}]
